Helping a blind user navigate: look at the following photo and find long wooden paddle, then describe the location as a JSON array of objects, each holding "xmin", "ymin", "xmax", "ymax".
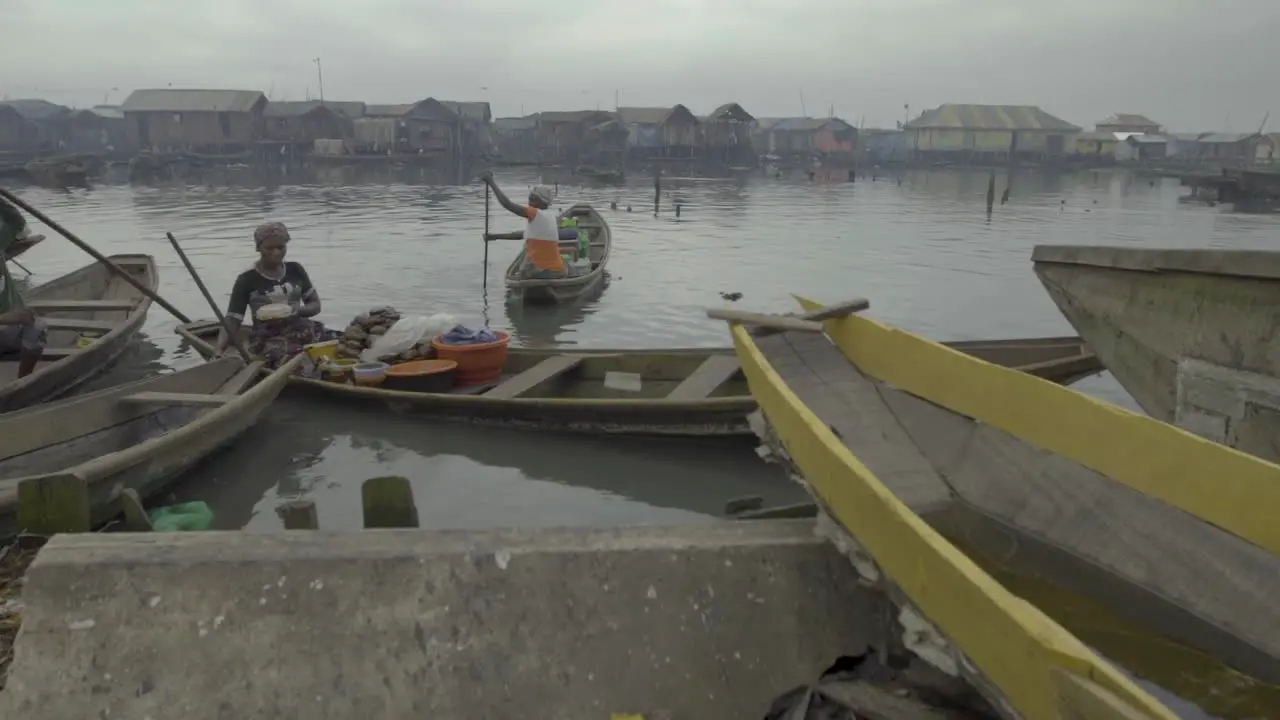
[
  {"xmin": 165, "ymin": 232, "xmax": 252, "ymax": 363},
  {"xmin": 482, "ymin": 183, "xmax": 491, "ymax": 290},
  {"xmin": 0, "ymin": 187, "xmax": 192, "ymax": 323}
]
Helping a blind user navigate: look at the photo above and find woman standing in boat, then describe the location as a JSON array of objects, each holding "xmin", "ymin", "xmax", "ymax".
[
  {"xmin": 480, "ymin": 172, "xmax": 566, "ymax": 279},
  {"xmin": 215, "ymin": 221, "xmax": 334, "ymax": 368}
]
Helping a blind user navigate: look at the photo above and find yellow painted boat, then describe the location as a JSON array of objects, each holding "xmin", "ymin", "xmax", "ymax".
[{"xmin": 723, "ymin": 296, "xmax": 1280, "ymax": 720}]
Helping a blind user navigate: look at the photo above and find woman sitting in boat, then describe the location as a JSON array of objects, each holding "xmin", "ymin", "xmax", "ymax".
[
  {"xmin": 216, "ymin": 221, "xmax": 335, "ymax": 368},
  {"xmin": 480, "ymin": 172, "xmax": 567, "ymax": 279},
  {"xmin": 0, "ymin": 196, "xmax": 47, "ymax": 378}
]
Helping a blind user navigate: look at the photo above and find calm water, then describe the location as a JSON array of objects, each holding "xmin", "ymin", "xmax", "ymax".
[{"xmin": 10, "ymin": 168, "xmax": 1280, "ymax": 717}]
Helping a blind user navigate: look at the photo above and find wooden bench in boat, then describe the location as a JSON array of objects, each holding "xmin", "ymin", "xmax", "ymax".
[
  {"xmin": 484, "ymin": 355, "xmax": 583, "ymax": 400},
  {"xmin": 26, "ymin": 299, "xmax": 138, "ymax": 312},
  {"xmin": 42, "ymin": 317, "xmax": 121, "ymax": 332},
  {"xmin": 666, "ymin": 356, "xmax": 741, "ymax": 400},
  {"xmin": 119, "ymin": 392, "xmax": 236, "ymax": 407}
]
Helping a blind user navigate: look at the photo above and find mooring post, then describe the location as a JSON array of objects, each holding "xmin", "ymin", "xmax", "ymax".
[
  {"xmin": 278, "ymin": 500, "xmax": 320, "ymax": 530},
  {"xmin": 361, "ymin": 476, "xmax": 419, "ymax": 529},
  {"xmin": 17, "ymin": 472, "xmax": 92, "ymax": 535}
]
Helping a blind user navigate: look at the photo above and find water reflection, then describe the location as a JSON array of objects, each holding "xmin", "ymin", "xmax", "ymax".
[{"xmin": 165, "ymin": 395, "xmax": 797, "ymax": 532}]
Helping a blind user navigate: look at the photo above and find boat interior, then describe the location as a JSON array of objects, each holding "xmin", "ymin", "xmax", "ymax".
[
  {"xmin": 0, "ymin": 358, "xmax": 255, "ymax": 483},
  {"xmin": 759, "ymin": 301, "xmax": 1280, "ymax": 687},
  {"xmin": 0, "ymin": 256, "xmax": 154, "ymax": 386},
  {"xmin": 506, "ymin": 205, "xmax": 609, "ymax": 283}
]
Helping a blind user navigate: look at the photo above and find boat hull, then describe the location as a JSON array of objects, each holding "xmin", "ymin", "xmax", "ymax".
[
  {"xmin": 0, "ymin": 254, "xmax": 156, "ymax": 412},
  {"xmin": 733, "ymin": 293, "xmax": 1280, "ymax": 704},
  {"xmin": 178, "ymin": 318, "xmax": 1103, "ymax": 437},
  {"xmin": 1033, "ymin": 244, "xmax": 1280, "ymax": 463},
  {"xmin": 0, "ymin": 355, "xmax": 297, "ymax": 539},
  {"xmin": 504, "ymin": 203, "xmax": 611, "ymax": 306},
  {"xmin": 728, "ymin": 313, "xmax": 1178, "ymax": 720}
]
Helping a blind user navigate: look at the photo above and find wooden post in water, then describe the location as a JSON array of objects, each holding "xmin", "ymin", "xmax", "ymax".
[
  {"xmin": 986, "ymin": 173, "xmax": 996, "ymax": 216},
  {"xmin": 118, "ymin": 489, "xmax": 155, "ymax": 532},
  {"xmin": 361, "ymin": 476, "xmax": 419, "ymax": 528},
  {"xmin": 17, "ymin": 473, "xmax": 91, "ymax": 535},
  {"xmin": 278, "ymin": 500, "xmax": 319, "ymax": 530}
]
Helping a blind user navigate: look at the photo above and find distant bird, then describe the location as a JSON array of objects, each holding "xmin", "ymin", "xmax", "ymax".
[{"xmin": 719, "ymin": 291, "xmax": 743, "ymax": 302}]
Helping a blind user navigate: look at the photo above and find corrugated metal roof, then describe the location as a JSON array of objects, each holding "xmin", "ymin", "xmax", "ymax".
[
  {"xmin": 539, "ymin": 110, "xmax": 611, "ymax": 124},
  {"xmin": 905, "ymin": 104, "xmax": 1080, "ymax": 132},
  {"xmin": 707, "ymin": 103, "xmax": 754, "ymax": 123},
  {"xmin": 1077, "ymin": 130, "xmax": 1122, "ymax": 141},
  {"xmin": 0, "ymin": 99, "xmax": 71, "ymax": 120},
  {"xmin": 263, "ymin": 101, "xmax": 365, "ymax": 119},
  {"xmin": 1128, "ymin": 134, "xmax": 1168, "ymax": 144},
  {"xmin": 440, "ymin": 101, "xmax": 491, "ymax": 123},
  {"xmin": 494, "ymin": 116, "xmax": 538, "ymax": 131},
  {"xmin": 90, "ymin": 105, "xmax": 124, "ymax": 120},
  {"xmin": 1097, "ymin": 113, "xmax": 1160, "ymax": 128},
  {"xmin": 617, "ymin": 105, "xmax": 697, "ymax": 125},
  {"xmin": 1197, "ymin": 132, "xmax": 1257, "ymax": 144},
  {"xmin": 121, "ymin": 89, "xmax": 265, "ymax": 113},
  {"xmin": 366, "ymin": 104, "xmax": 414, "ymax": 117},
  {"xmin": 760, "ymin": 117, "xmax": 854, "ymax": 133}
]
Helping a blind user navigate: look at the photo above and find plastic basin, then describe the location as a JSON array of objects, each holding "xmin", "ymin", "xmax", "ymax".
[
  {"xmin": 431, "ymin": 331, "xmax": 510, "ymax": 386},
  {"xmin": 385, "ymin": 359, "xmax": 458, "ymax": 393}
]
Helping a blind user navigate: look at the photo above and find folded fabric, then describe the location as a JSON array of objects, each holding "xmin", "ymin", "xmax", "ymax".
[
  {"xmin": 558, "ymin": 228, "xmax": 579, "ymax": 241},
  {"xmin": 441, "ymin": 324, "xmax": 500, "ymax": 345}
]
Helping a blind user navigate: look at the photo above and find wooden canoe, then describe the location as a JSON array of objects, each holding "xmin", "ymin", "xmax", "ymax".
[
  {"xmin": 3, "ymin": 233, "xmax": 44, "ymax": 262},
  {"xmin": 0, "ymin": 254, "xmax": 156, "ymax": 413},
  {"xmin": 727, "ymin": 293, "xmax": 1280, "ymax": 712},
  {"xmin": 177, "ymin": 318, "xmax": 1101, "ymax": 437},
  {"xmin": 504, "ymin": 203, "xmax": 611, "ymax": 305},
  {"xmin": 0, "ymin": 354, "xmax": 299, "ymax": 539},
  {"xmin": 1033, "ymin": 244, "xmax": 1280, "ymax": 464}
]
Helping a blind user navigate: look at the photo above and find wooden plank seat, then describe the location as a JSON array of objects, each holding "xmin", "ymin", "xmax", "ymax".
[
  {"xmin": 484, "ymin": 355, "xmax": 583, "ymax": 400},
  {"xmin": 666, "ymin": 356, "xmax": 741, "ymax": 400}
]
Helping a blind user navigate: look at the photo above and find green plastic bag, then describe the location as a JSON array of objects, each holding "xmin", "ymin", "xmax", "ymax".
[{"xmin": 148, "ymin": 501, "xmax": 215, "ymax": 532}]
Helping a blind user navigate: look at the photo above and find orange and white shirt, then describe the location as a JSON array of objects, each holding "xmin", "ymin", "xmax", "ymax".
[{"xmin": 523, "ymin": 206, "xmax": 565, "ymax": 272}]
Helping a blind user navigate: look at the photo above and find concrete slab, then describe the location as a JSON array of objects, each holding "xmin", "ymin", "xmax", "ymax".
[{"xmin": 1, "ymin": 521, "xmax": 883, "ymax": 720}]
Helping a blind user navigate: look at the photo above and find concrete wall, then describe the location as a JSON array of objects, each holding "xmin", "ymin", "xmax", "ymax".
[{"xmin": 2, "ymin": 521, "xmax": 884, "ymax": 720}]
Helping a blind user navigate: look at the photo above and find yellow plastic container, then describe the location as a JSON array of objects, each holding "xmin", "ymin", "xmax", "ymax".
[
  {"xmin": 304, "ymin": 340, "xmax": 339, "ymax": 363},
  {"xmin": 76, "ymin": 331, "xmax": 104, "ymax": 348}
]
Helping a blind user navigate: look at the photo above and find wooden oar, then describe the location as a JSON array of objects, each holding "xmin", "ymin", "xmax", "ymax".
[
  {"xmin": 483, "ymin": 231, "xmax": 523, "ymax": 241},
  {"xmin": 166, "ymin": 232, "xmax": 252, "ymax": 363},
  {"xmin": 0, "ymin": 187, "xmax": 192, "ymax": 323},
  {"xmin": 7, "ymin": 256, "xmax": 32, "ymax": 275}
]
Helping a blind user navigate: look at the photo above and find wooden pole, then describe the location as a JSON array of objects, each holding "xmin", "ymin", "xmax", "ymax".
[
  {"xmin": 166, "ymin": 232, "xmax": 252, "ymax": 362},
  {"xmin": 482, "ymin": 184, "xmax": 491, "ymax": 290},
  {"xmin": 17, "ymin": 472, "xmax": 91, "ymax": 535},
  {"xmin": 361, "ymin": 476, "xmax": 419, "ymax": 529},
  {"xmin": 278, "ymin": 500, "xmax": 319, "ymax": 530},
  {"xmin": 0, "ymin": 187, "xmax": 192, "ymax": 323}
]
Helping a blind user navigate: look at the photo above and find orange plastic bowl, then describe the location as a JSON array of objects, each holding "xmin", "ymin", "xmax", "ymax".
[
  {"xmin": 385, "ymin": 359, "xmax": 458, "ymax": 393},
  {"xmin": 431, "ymin": 332, "xmax": 510, "ymax": 386}
]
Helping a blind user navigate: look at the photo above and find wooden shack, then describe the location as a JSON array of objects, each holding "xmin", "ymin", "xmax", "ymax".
[
  {"xmin": 0, "ymin": 105, "xmax": 37, "ymax": 153},
  {"xmin": 701, "ymin": 103, "xmax": 756, "ymax": 167},
  {"xmin": 441, "ymin": 101, "xmax": 492, "ymax": 156},
  {"xmin": 582, "ymin": 119, "xmax": 629, "ymax": 169},
  {"xmin": 263, "ymin": 101, "xmax": 357, "ymax": 144},
  {"xmin": 120, "ymin": 89, "xmax": 267, "ymax": 153},
  {"xmin": 616, "ymin": 105, "xmax": 700, "ymax": 161},
  {"xmin": 493, "ymin": 115, "xmax": 539, "ymax": 164},
  {"xmin": 0, "ymin": 99, "xmax": 71, "ymax": 151},
  {"xmin": 64, "ymin": 106, "xmax": 131, "ymax": 156},
  {"xmin": 358, "ymin": 99, "xmax": 462, "ymax": 157},
  {"xmin": 536, "ymin": 110, "xmax": 614, "ymax": 166}
]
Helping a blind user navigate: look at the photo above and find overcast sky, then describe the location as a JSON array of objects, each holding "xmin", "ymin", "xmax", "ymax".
[{"xmin": 5, "ymin": 0, "xmax": 1276, "ymax": 131}]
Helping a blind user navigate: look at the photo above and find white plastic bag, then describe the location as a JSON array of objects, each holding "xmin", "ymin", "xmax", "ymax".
[{"xmin": 361, "ymin": 313, "xmax": 456, "ymax": 362}]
